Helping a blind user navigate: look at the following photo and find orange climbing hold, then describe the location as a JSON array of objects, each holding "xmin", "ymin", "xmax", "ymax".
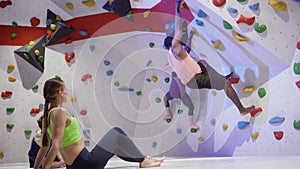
[
  {"xmin": 1, "ymin": 90, "xmax": 12, "ymax": 98},
  {"xmin": 228, "ymin": 78, "xmax": 240, "ymax": 84},
  {"xmin": 250, "ymin": 107, "xmax": 262, "ymax": 117},
  {"xmin": 81, "ymin": 74, "xmax": 92, "ymax": 81},
  {"xmin": 213, "ymin": 0, "xmax": 226, "ymax": 7},
  {"xmin": 236, "ymin": 15, "xmax": 255, "ymax": 26},
  {"xmin": 80, "ymin": 109, "xmax": 87, "ymax": 115},
  {"xmin": 65, "ymin": 52, "xmax": 75, "ymax": 62}
]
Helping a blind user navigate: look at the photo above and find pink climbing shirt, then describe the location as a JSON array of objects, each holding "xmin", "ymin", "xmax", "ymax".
[{"xmin": 168, "ymin": 49, "xmax": 201, "ymax": 85}]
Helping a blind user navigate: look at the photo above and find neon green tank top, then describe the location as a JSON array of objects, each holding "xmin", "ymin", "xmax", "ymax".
[{"xmin": 47, "ymin": 108, "xmax": 82, "ymax": 148}]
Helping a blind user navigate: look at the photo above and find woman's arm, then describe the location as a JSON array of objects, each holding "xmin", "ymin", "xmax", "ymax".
[
  {"xmin": 51, "ymin": 151, "xmax": 65, "ymax": 168},
  {"xmin": 33, "ymin": 146, "xmax": 48, "ymax": 169},
  {"xmin": 43, "ymin": 108, "xmax": 68, "ymax": 169},
  {"xmin": 184, "ymin": 28, "xmax": 196, "ymax": 54}
]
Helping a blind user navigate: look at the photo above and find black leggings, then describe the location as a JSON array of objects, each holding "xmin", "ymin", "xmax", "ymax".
[{"xmin": 66, "ymin": 127, "xmax": 145, "ymax": 169}]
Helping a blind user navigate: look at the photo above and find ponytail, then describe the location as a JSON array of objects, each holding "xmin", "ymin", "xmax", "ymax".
[{"xmin": 42, "ymin": 100, "xmax": 50, "ymax": 147}]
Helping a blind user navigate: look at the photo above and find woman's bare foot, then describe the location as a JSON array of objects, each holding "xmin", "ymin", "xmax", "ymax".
[
  {"xmin": 240, "ymin": 106, "xmax": 255, "ymax": 116},
  {"xmin": 140, "ymin": 156, "xmax": 166, "ymax": 168}
]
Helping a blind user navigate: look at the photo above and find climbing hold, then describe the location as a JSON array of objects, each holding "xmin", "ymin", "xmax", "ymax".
[
  {"xmin": 55, "ymin": 75, "xmax": 61, "ymax": 80},
  {"xmin": 222, "ymin": 124, "xmax": 228, "ymax": 131},
  {"xmin": 24, "ymin": 130, "xmax": 32, "ymax": 135},
  {"xmin": 146, "ymin": 27, "xmax": 152, "ymax": 32},
  {"xmin": 11, "ymin": 33, "xmax": 17, "ymax": 40},
  {"xmin": 106, "ymin": 70, "xmax": 113, "ymax": 76},
  {"xmin": 8, "ymin": 76, "xmax": 16, "ymax": 82},
  {"xmin": 71, "ymin": 97, "xmax": 77, "ymax": 102},
  {"xmin": 273, "ymin": 131, "xmax": 284, "ymax": 140},
  {"xmin": 293, "ymin": 120, "xmax": 300, "ymax": 129},
  {"xmin": 46, "ymin": 19, "xmax": 53, "ymax": 26},
  {"xmin": 251, "ymin": 132, "xmax": 259, "ymax": 140},
  {"xmin": 177, "ymin": 109, "xmax": 183, "ymax": 114},
  {"xmin": 146, "ymin": 78, "xmax": 151, "ymax": 82},
  {"xmin": 83, "ymin": 129, "xmax": 91, "ymax": 139},
  {"xmin": 81, "ymin": 74, "xmax": 92, "ymax": 81},
  {"xmin": 198, "ymin": 137, "xmax": 205, "ymax": 142},
  {"xmin": 46, "ymin": 30, "xmax": 52, "ymax": 39},
  {"xmin": 38, "ymin": 56, "xmax": 44, "ymax": 62},
  {"xmin": 30, "ymin": 17, "xmax": 40, "ymax": 27},
  {"xmin": 25, "ymin": 45, "xmax": 32, "ymax": 50},
  {"xmin": 7, "ymin": 64, "xmax": 15, "ymax": 71},
  {"xmin": 268, "ymin": 0, "xmax": 287, "ymax": 11},
  {"xmin": 243, "ymin": 86, "xmax": 255, "ymax": 93},
  {"xmin": 80, "ymin": 109, "xmax": 87, "ymax": 115},
  {"xmin": 295, "ymin": 80, "xmax": 300, "ymax": 89},
  {"xmin": 197, "ymin": 9, "xmax": 207, "ymax": 18},
  {"xmin": 6, "ymin": 123, "xmax": 14, "ymax": 129},
  {"xmin": 149, "ymin": 42, "xmax": 155, "ymax": 48},
  {"xmin": 146, "ymin": 60, "xmax": 152, "ymax": 67},
  {"xmin": 79, "ymin": 30, "xmax": 88, "ymax": 36},
  {"xmin": 57, "ymin": 21, "xmax": 66, "ymax": 27},
  {"xmin": 166, "ymin": 118, "xmax": 171, "ymax": 123},
  {"xmin": 152, "ymin": 141, "xmax": 157, "ymax": 148},
  {"xmin": 0, "ymin": 0, "xmax": 12, "ymax": 8},
  {"xmin": 212, "ymin": 39, "xmax": 222, "ymax": 49},
  {"xmin": 84, "ymin": 140, "xmax": 90, "ymax": 146},
  {"xmin": 136, "ymin": 91, "xmax": 142, "ymax": 96},
  {"xmin": 0, "ymin": 152, "xmax": 4, "ymax": 159},
  {"xmin": 212, "ymin": 0, "xmax": 226, "ymax": 7},
  {"xmin": 249, "ymin": 2, "xmax": 260, "ymax": 11},
  {"xmin": 254, "ymin": 23, "xmax": 267, "ymax": 33},
  {"xmin": 155, "ymin": 98, "xmax": 161, "ymax": 103},
  {"xmin": 237, "ymin": 121, "xmax": 250, "ymax": 129},
  {"xmin": 236, "ymin": 15, "xmax": 255, "ymax": 26},
  {"xmin": 104, "ymin": 60, "xmax": 110, "ymax": 66},
  {"xmin": 50, "ymin": 24, "xmax": 56, "ymax": 31},
  {"xmin": 269, "ymin": 116, "xmax": 285, "ymax": 124},
  {"xmin": 250, "ymin": 107, "xmax": 263, "ymax": 117},
  {"xmin": 164, "ymin": 77, "xmax": 170, "ymax": 83},
  {"xmin": 210, "ymin": 118, "xmax": 216, "ymax": 126},
  {"xmin": 1, "ymin": 91, "xmax": 12, "ymax": 98},
  {"xmin": 64, "ymin": 52, "xmax": 75, "ymax": 62},
  {"xmin": 6, "ymin": 107, "xmax": 15, "ymax": 113},
  {"xmin": 227, "ymin": 7, "xmax": 238, "ymax": 14},
  {"xmin": 82, "ymin": 0, "xmax": 96, "ymax": 7},
  {"xmin": 29, "ymin": 41, "xmax": 35, "ymax": 46},
  {"xmin": 258, "ymin": 88, "xmax": 266, "ymax": 98},
  {"xmin": 12, "ymin": 21, "xmax": 18, "ymax": 28},
  {"xmin": 151, "ymin": 76, "xmax": 158, "ymax": 83},
  {"xmin": 237, "ymin": 0, "xmax": 246, "ymax": 2},
  {"xmin": 118, "ymin": 87, "xmax": 134, "ymax": 92},
  {"xmin": 228, "ymin": 77, "xmax": 240, "ymax": 84},
  {"xmin": 232, "ymin": 31, "xmax": 249, "ymax": 42},
  {"xmin": 190, "ymin": 128, "xmax": 198, "ymax": 133},
  {"xmin": 297, "ymin": 41, "xmax": 300, "ymax": 50},
  {"xmin": 34, "ymin": 49, "xmax": 40, "ymax": 56},
  {"xmin": 294, "ymin": 62, "xmax": 300, "ymax": 74},
  {"xmin": 195, "ymin": 19, "xmax": 204, "ymax": 26},
  {"xmin": 66, "ymin": 3, "xmax": 74, "ymax": 9},
  {"xmin": 143, "ymin": 10, "xmax": 151, "ymax": 18},
  {"xmin": 55, "ymin": 15, "xmax": 62, "ymax": 22},
  {"xmin": 176, "ymin": 129, "xmax": 182, "ymax": 134},
  {"xmin": 211, "ymin": 91, "xmax": 217, "ymax": 96},
  {"xmin": 39, "ymin": 104, "xmax": 44, "ymax": 111},
  {"xmin": 30, "ymin": 108, "xmax": 40, "ymax": 116},
  {"xmin": 223, "ymin": 20, "xmax": 232, "ymax": 29},
  {"xmin": 114, "ymin": 82, "xmax": 120, "ymax": 86},
  {"xmin": 89, "ymin": 45, "xmax": 95, "ymax": 52}
]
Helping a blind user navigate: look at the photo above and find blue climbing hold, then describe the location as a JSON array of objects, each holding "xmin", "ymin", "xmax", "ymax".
[
  {"xmin": 249, "ymin": 2, "xmax": 259, "ymax": 11},
  {"xmin": 176, "ymin": 129, "xmax": 182, "ymax": 134},
  {"xmin": 146, "ymin": 60, "xmax": 152, "ymax": 67},
  {"xmin": 57, "ymin": 21, "xmax": 66, "ymax": 27},
  {"xmin": 210, "ymin": 118, "xmax": 216, "ymax": 126},
  {"xmin": 104, "ymin": 60, "xmax": 110, "ymax": 66},
  {"xmin": 46, "ymin": 19, "xmax": 53, "ymax": 26},
  {"xmin": 195, "ymin": 19, "xmax": 204, "ymax": 26},
  {"xmin": 79, "ymin": 30, "xmax": 88, "ymax": 36},
  {"xmin": 90, "ymin": 45, "xmax": 95, "ymax": 52},
  {"xmin": 39, "ymin": 104, "xmax": 44, "ymax": 111},
  {"xmin": 237, "ymin": 121, "xmax": 250, "ymax": 129},
  {"xmin": 106, "ymin": 70, "xmax": 113, "ymax": 76},
  {"xmin": 152, "ymin": 141, "xmax": 157, "ymax": 148},
  {"xmin": 227, "ymin": 7, "xmax": 238, "ymax": 14},
  {"xmin": 269, "ymin": 116, "xmax": 285, "ymax": 124},
  {"xmin": 197, "ymin": 9, "xmax": 208, "ymax": 18},
  {"xmin": 146, "ymin": 78, "xmax": 151, "ymax": 82},
  {"xmin": 118, "ymin": 87, "xmax": 134, "ymax": 92}
]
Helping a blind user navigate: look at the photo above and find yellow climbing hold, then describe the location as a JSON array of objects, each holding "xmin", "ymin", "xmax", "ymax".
[
  {"xmin": 109, "ymin": 0, "xmax": 114, "ymax": 5},
  {"xmin": 29, "ymin": 41, "xmax": 35, "ymax": 46},
  {"xmin": 34, "ymin": 50, "xmax": 40, "ymax": 56},
  {"xmin": 8, "ymin": 76, "xmax": 16, "ymax": 82},
  {"xmin": 243, "ymin": 86, "xmax": 255, "ymax": 93},
  {"xmin": 232, "ymin": 31, "xmax": 249, "ymax": 42},
  {"xmin": 222, "ymin": 124, "xmax": 228, "ymax": 131},
  {"xmin": 211, "ymin": 91, "xmax": 217, "ymax": 96},
  {"xmin": 165, "ymin": 24, "xmax": 170, "ymax": 30},
  {"xmin": 151, "ymin": 76, "xmax": 158, "ymax": 83},
  {"xmin": 213, "ymin": 39, "xmax": 222, "ymax": 49},
  {"xmin": 251, "ymin": 132, "xmax": 259, "ymax": 140},
  {"xmin": 82, "ymin": 0, "xmax": 96, "ymax": 7},
  {"xmin": 71, "ymin": 97, "xmax": 77, "ymax": 102},
  {"xmin": 50, "ymin": 24, "xmax": 56, "ymax": 31},
  {"xmin": 0, "ymin": 152, "xmax": 4, "ymax": 159},
  {"xmin": 66, "ymin": 3, "xmax": 74, "ymax": 10},
  {"xmin": 268, "ymin": 0, "xmax": 287, "ymax": 11},
  {"xmin": 7, "ymin": 64, "xmax": 15, "ymax": 71},
  {"xmin": 198, "ymin": 137, "xmax": 205, "ymax": 142},
  {"xmin": 143, "ymin": 10, "xmax": 151, "ymax": 18},
  {"xmin": 56, "ymin": 15, "xmax": 62, "ymax": 22}
]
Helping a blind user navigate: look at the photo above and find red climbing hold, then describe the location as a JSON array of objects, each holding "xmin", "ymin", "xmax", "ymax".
[
  {"xmin": 0, "ymin": 0, "xmax": 12, "ymax": 8},
  {"xmin": 30, "ymin": 108, "xmax": 40, "ymax": 115},
  {"xmin": 1, "ymin": 91, "xmax": 12, "ymax": 98},
  {"xmin": 30, "ymin": 17, "xmax": 40, "ymax": 27},
  {"xmin": 273, "ymin": 131, "xmax": 283, "ymax": 140},
  {"xmin": 46, "ymin": 30, "xmax": 52, "ymax": 39},
  {"xmin": 228, "ymin": 78, "xmax": 240, "ymax": 84},
  {"xmin": 212, "ymin": 0, "xmax": 226, "ymax": 7},
  {"xmin": 250, "ymin": 107, "xmax": 262, "ymax": 117},
  {"xmin": 236, "ymin": 15, "xmax": 255, "ymax": 26},
  {"xmin": 80, "ymin": 109, "xmax": 87, "ymax": 115},
  {"xmin": 296, "ymin": 80, "xmax": 300, "ymax": 89},
  {"xmin": 81, "ymin": 74, "xmax": 92, "ymax": 81},
  {"xmin": 297, "ymin": 41, "xmax": 300, "ymax": 50},
  {"xmin": 65, "ymin": 52, "xmax": 75, "ymax": 62},
  {"xmin": 64, "ymin": 39, "xmax": 73, "ymax": 44}
]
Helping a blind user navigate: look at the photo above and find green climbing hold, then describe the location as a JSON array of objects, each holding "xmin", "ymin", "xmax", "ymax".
[
  {"xmin": 146, "ymin": 27, "xmax": 152, "ymax": 32},
  {"xmin": 11, "ymin": 33, "xmax": 17, "ymax": 39},
  {"xmin": 155, "ymin": 98, "xmax": 161, "ymax": 103},
  {"xmin": 25, "ymin": 45, "xmax": 32, "ymax": 50},
  {"xmin": 178, "ymin": 109, "xmax": 183, "ymax": 114},
  {"xmin": 149, "ymin": 42, "xmax": 155, "ymax": 48},
  {"xmin": 6, "ymin": 108, "xmax": 15, "ymax": 113},
  {"xmin": 23, "ymin": 53, "xmax": 30, "ymax": 60},
  {"xmin": 55, "ymin": 75, "xmax": 61, "ymax": 80},
  {"xmin": 24, "ymin": 130, "xmax": 32, "ymax": 135},
  {"xmin": 7, "ymin": 123, "xmax": 14, "ymax": 129},
  {"xmin": 164, "ymin": 77, "xmax": 170, "ymax": 83},
  {"xmin": 166, "ymin": 119, "xmax": 172, "ymax": 123},
  {"xmin": 254, "ymin": 23, "xmax": 267, "ymax": 33},
  {"xmin": 237, "ymin": 0, "xmax": 246, "ymax": 2},
  {"xmin": 114, "ymin": 82, "xmax": 120, "ymax": 86},
  {"xmin": 223, "ymin": 20, "xmax": 232, "ymax": 29},
  {"xmin": 12, "ymin": 21, "xmax": 18, "ymax": 28},
  {"xmin": 32, "ymin": 84, "xmax": 38, "ymax": 90},
  {"xmin": 38, "ymin": 55, "xmax": 44, "ymax": 62},
  {"xmin": 294, "ymin": 120, "xmax": 300, "ymax": 129},
  {"xmin": 190, "ymin": 128, "xmax": 197, "ymax": 133},
  {"xmin": 136, "ymin": 91, "xmax": 142, "ymax": 96},
  {"xmin": 258, "ymin": 88, "xmax": 266, "ymax": 98},
  {"xmin": 294, "ymin": 62, "xmax": 300, "ymax": 74}
]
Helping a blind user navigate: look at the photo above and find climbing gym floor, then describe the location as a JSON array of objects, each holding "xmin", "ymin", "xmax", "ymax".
[{"xmin": 0, "ymin": 156, "xmax": 300, "ymax": 169}]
